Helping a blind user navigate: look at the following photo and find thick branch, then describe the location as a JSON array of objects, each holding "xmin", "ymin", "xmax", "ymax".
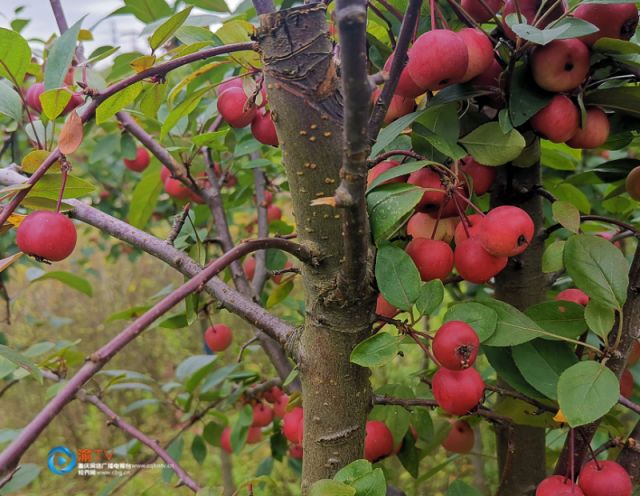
[
  {"xmin": 368, "ymin": 0, "xmax": 422, "ymax": 139},
  {"xmin": 0, "ymin": 41, "xmax": 256, "ymax": 227},
  {"xmin": 335, "ymin": 0, "xmax": 372, "ymax": 291}
]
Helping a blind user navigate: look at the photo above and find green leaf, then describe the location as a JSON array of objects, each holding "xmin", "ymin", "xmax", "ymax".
[
  {"xmin": 370, "ymin": 387, "xmax": 412, "ymax": 445},
  {"xmin": 416, "ymin": 280, "xmax": 444, "ymax": 316},
  {"xmin": 175, "ymin": 355, "xmax": 217, "ymax": 392},
  {"xmin": 351, "ymin": 468, "xmax": 387, "ymax": 496},
  {"xmin": 542, "ymin": 239, "xmax": 565, "ymax": 273},
  {"xmin": 202, "ymin": 421, "xmax": 225, "ymax": 446},
  {"xmin": 0, "ymin": 28, "xmax": 31, "ymax": 84},
  {"xmin": 96, "ymin": 81, "xmax": 144, "ymax": 124},
  {"xmin": 483, "ymin": 345, "xmax": 547, "ymax": 399},
  {"xmin": 459, "ymin": 122, "xmax": 526, "ymax": 166},
  {"xmin": 128, "ymin": 162, "xmax": 162, "ymax": 229},
  {"xmin": 366, "ymin": 160, "xmax": 435, "ymax": 193},
  {"xmin": 184, "ymin": 0, "xmax": 230, "ymax": 13},
  {"xmin": 564, "ymin": 234, "xmax": 629, "ymax": 309},
  {"xmin": 231, "ymin": 404, "xmax": 254, "ymax": 453},
  {"xmin": 510, "ymin": 18, "xmax": 598, "ymax": 46},
  {"xmin": 367, "ymin": 184, "xmax": 423, "ymax": 242},
  {"xmin": 30, "ymin": 271, "xmax": 93, "ymax": 297},
  {"xmin": 426, "ymin": 84, "xmax": 491, "ymax": 109},
  {"xmin": 0, "ymin": 463, "xmax": 41, "ymax": 494},
  {"xmin": 160, "ymin": 86, "xmax": 210, "ymax": 139},
  {"xmin": 0, "ymin": 345, "xmax": 42, "ymax": 384},
  {"xmin": 584, "ymin": 299, "xmax": 615, "ymax": 340},
  {"xmin": 44, "ymin": 19, "xmax": 83, "ymax": 90},
  {"xmin": 584, "ymin": 86, "xmax": 640, "ymax": 118},
  {"xmin": 28, "ymin": 174, "xmax": 95, "ymax": 200},
  {"xmin": 375, "ymin": 245, "xmax": 421, "ymax": 310},
  {"xmin": 444, "ymin": 302, "xmax": 498, "ymax": 343},
  {"xmin": 191, "ymin": 435, "xmax": 207, "ymax": 464},
  {"xmin": 266, "ymin": 280, "xmax": 294, "ymax": 308},
  {"xmin": 552, "ymin": 201, "xmax": 580, "ymax": 234},
  {"xmin": 525, "ymin": 301, "xmax": 586, "ymax": 341},
  {"xmin": 446, "ymin": 480, "xmax": 483, "ymax": 496},
  {"xmin": 139, "ymin": 82, "xmax": 167, "ymax": 119},
  {"xmin": 350, "ymin": 332, "xmax": 401, "ymax": 368},
  {"xmin": 125, "ymin": 0, "xmax": 173, "ymax": 22},
  {"xmin": 122, "ymin": 398, "xmax": 161, "ymax": 413},
  {"xmin": 335, "ymin": 460, "xmax": 373, "ymax": 483},
  {"xmin": 512, "ymin": 340, "xmax": 578, "ymax": 400},
  {"xmin": 413, "ymin": 103, "xmax": 465, "ymax": 160},
  {"xmin": 39, "ymin": 89, "xmax": 72, "ymax": 120},
  {"xmin": 0, "ymin": 80, "xmax": 22, "ymax": 121},
  {"xmin": 309, "ymin": 480, "xmax": 356, "ymax": 496},
  {"xmin": 557, "ymin": 360, "xmax": 619, "ymax": 427},
  {"xmin": 370, "ymin": 110, "xmax": 425, "ymax": 157},
  {"xmin": 509, "ymin": 62, "xmax": 552, "ymax": 126},
  {"xmin": 150, "ymin": 7, "xmax": 193, "ymax": 52},
  {"xmin": 477, "ymin": 299, "xmax": 542, "ymax": 346}
]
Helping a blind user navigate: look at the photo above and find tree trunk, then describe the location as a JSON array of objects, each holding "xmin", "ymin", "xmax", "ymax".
[
  {"xmin": 256, "ymin": 5, "xmax": 374, "ymax": 492},
  {"xmin": 491, "ymin": 160, "xmax": 547, "ymax": 496}
]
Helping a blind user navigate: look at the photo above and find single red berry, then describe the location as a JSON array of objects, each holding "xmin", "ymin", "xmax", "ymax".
[
  {"xmin": 263, "ymin": 386, "xmax": 284, "ymax": 403},
  {"xmin": 26, "ymin": 82, "xmax": 45, "ymax": 112},
  {"xmin": 267, "ymin": 205, "xmax": 282, "ymax": 223},
  {"xmin": 164, "ymin": 177, "xmax": 191, "ymax": 200},
  {"xmin": 432, "ymin": 367, "xmax": 485, "ymax": 416},
  {"xmin": 160, "ymin": 166, "xmax": 172, "ymax": 183},
  {"xmin": 251, "ymin": 109, "xmax": 278, "ymax": 146},
  {"xmin": 247, "ymin": 426, "xmax": 262, "ymax": 444},
  {"xmin": 478, "ymin": 206, "xmax": 535, "ymax": 257},
  {"xmin": 204, "ymin": 324, "xmax": 232, "ymax": 352},
  {"xmin": 629, "ymin": 341, "xmax": 640, "ymax": 366},
  {"xmin": 16, "ymin": 211, "xmax": 77, "ymax": 262},
  {"xmin": 288, "ymin": 444, "xmax": 303, "ymax": 459},
  {"xmin": 273, "ymin": 395, "xmax": 290, "ymax": 418},
  {"xmin": 216, "ymin": 78, "xmax": 244, "ymax": 96},
  {"xmin": 282, "ymin": 407, "xmax": 304, "ymax": 444},
  {"xmin": 376, "ymin": 294, "xmax": 399, "ymax": 319},
  {"xmin": 124, "ymin": 147, "xmax": 150, "ymax": 172},
  {"xmin": 620, "ymin": 369, "xmax": 634, "ymax": 399},
  {"xmin": 406, "ymin": 238, "xmax": 454, "ymax": 281},
  {"xmin": 407, "ymin": 167, "xmax": 446, "ymax": 209},
  {"xmin": 252, "ymin": 403, "xmax": 274, "ymax": 427},
  {"xmin": 454, "ymin": 214, "xmax": 483, "ymax": 245},
  {"xmin": 62, "ymin": 91, "xmax": 83, "ymax": 115},
  {"xmin": 441, "ymin": 419, "xmax": 474, "ymax": 454},
  {"xmin": 364, "ymin": 420, "xmax": 394, "ymax": 463},
  {"xmin": 217, "ymin": 87, "xmax": 256, "ymax": 128},
  {"xmin": 555, "ymin": 288, "xmax": 589, "ymax": 307},
  {"xmin": 460, "ymin": 157, "xmax": 497, "ymax": 196},
  {"xmin": 243, "ymin": 257, "xmax": 256, "ymax": 281},
  {"xmin": 367, "ymin": 160, "xmax": 404, "ymax": 187},
  {"xmin": 454, "ymin": 237, "xmax": 508, "ymax": 284},
  {"xmin": 536, "ymin": 475, "xmax": 584, "ymax": 496},
  {"xmin": 578, "ymin": 460, "xmax": 632, "ymax": 496},
  {"xmin": 220, "ymin": 427, "xmax": 233, "ymax": 454},
  {"xmin": 433, "ymin": 321, "xmax": 480, "ymax": 370}
]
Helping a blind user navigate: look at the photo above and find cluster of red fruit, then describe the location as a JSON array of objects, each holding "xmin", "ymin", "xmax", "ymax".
[
  {"xmin": 220, "ymin": 386, "xmax": 302, "ymax": 458},
  {"xmin": 216, "ymin": 79, "xmax": 278, "ymax": 147},
  {"xmin": 370, "ymin": 157, "xmax": 534, "ymax": 297},
  {"xmin": 536, "ymin": 460, "xmax": 632, "ymax": 496},
  {"xmin": 430, "ymin": 321, "xmax": 485, "ymax": 416}
]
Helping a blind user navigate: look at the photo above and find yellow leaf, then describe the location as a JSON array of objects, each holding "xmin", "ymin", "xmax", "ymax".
[
  {"xmin": 58, "ymin": 110, "xmax": 83, "ymax": 155},
  {"xmin": 0, "ymin": 252, "xmax": 23, "ymax": 273},
  {"xmin": 78, "ymin": 29, "xmax": 93, "ymax": 41},
  {"xmin": 130, "ymin": 55, "xmax": 157, "ymax": 73},
  {"xmin": 0, "ymin": 214, "xmax": 26, "ymax": 235},
  {"xmin": 167, "ymin": 61, "xmax": 229, "ymax": 105},
  {"xmin": 21, "ymin": 150, "xmax": 60, "ymax": 173}
]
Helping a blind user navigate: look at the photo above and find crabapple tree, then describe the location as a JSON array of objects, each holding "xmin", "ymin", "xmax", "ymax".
[{"xmin": 0, "ymin": 0, "xmax": 640, "ymax": 495}]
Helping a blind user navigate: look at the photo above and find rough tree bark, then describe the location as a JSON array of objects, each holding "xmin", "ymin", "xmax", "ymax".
[
  {"xmin": 491, "ymin": 159, "xmax": 547, "ymax": 496},
  {"xmin": 256, "ymin": 5, "xmax": 375, "ymax": 491}
]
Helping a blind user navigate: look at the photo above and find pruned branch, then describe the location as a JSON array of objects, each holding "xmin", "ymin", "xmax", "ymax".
[{"xmin": 368, "ymin": 0, "xmax": 422, "ymax": 139}]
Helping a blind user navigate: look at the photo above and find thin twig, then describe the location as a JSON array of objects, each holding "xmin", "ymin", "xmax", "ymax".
[{"xmin": 166, "ymin": 203, "xmax": 191, "ymax": 246}]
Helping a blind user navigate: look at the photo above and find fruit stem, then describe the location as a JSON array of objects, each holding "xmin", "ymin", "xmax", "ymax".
[
  {"xmin": 434, "ymin": 2, "xmax": 449, "ymax": 30},
  {"xmin": 430, "ymin": 0, "xmax": 436, "ymax": 29},
  {"xmin": 431, "ymin": 201, "xmax": 444, "ymax": 240},
  {"xmin": 454, "ymin": 189, "xmax": 486, "ymax": 216},
  {"xmin": 55, "ymin": 160, "xmax": 70, "ymax": 213}
]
